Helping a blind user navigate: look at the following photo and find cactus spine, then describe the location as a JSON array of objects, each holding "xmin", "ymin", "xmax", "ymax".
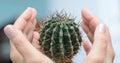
[{"xmin": 38, "ymin": 12, "xmax": 82, "ymax": 63}]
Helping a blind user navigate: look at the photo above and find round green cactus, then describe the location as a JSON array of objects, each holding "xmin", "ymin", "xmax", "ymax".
[{"xmin": 38, "ymin": 13, "xmax": 82, "ymax": 63}]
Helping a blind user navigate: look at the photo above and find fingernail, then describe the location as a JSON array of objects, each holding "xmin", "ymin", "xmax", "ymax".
[
  {"xmin": 97, "ymin": 24, "xmax": 106, "ymax": 33},
  {"xmin": 21, "ymin": 7, "xmax": 33, "ymax": 20},
  {"xmin": 24, "ymin": 7, "xmax": 32, "ymax": 13},
  {"xmin": 4, "ymin": 25, "xmax": 17, "ymax": 39}
]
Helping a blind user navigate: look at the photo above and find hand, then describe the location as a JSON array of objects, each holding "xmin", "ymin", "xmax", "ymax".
[
  {"xmin": 4, "ymin": 7, "xmax": 114, "ymax": 63},
  {"xmin": 4, "ymin": 7, "xmax": 53, "ymax": 63},
  {"xmin": 81, "ymin": 9, "xmax": 115, "ymax": 63}
]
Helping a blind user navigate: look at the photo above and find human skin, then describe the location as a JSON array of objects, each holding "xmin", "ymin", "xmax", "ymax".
[
  {"xmin": 81, "ymin": 9, "xmax": 114, "ymax": 63},
  {"xmin": 4, "ymin": 7, "xmax": 53, "ymax": 63},
  {"xmin": 4, "ymin": 7, "xmax": 114, "ymax": 63}
]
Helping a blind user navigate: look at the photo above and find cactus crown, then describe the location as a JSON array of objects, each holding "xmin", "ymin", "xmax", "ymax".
[{"xmin": 38, "ymin": 12, "xmax": 82, "ymax": 63}]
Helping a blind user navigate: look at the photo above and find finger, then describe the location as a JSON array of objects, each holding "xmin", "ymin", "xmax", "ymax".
[
  {"xmin": 23, "ymin": 19, "xmax": 37, "ymax": 41},
  {"xmin": 4, "ymin": 25, "xmax": 40, "ymax": 58},
  {"xmin": 81, "ymin": 8, "xmax": 95, "ymax": 24},
  {"xmin": 4, "ymin": 25, "xmax": 53, "ymax": 63},
  {"xmin": 83, "ymin": 39, "xmax": 91, "ymax": 55},
  {"xmin": 23, "ymin": 21, "xmax": 34, "ymax": 42},
  {"xmin": 14, "ymin": 7, "xmax": 37, "ymax": 31},
  {"xmin": 105, "ymin": 26, "xmax": 115, "ymax": 63},
  {"xmin": 81, "ymin": 21, "xmax": 94, "ymax": 42},
  {"xmin": 81, "ymin": 8, "xmax": 102, "ymax": 32},
  {"xmin": 87, "ymin": 24, "xmax": 108, "ymax": 62},
  {"xmin": 32, "ymin": 31, "xmax": 40, "ymax": 51},
  {"xmin": 23, "ymin": 19, "xmax": 36, "ymax": 35}
]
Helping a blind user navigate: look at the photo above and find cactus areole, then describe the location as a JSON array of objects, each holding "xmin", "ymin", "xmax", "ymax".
[{"xmin": 38, "ymin": 13, "xmax": 82, "ymax": 63}]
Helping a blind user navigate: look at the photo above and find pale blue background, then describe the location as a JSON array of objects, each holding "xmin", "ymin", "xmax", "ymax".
[
  {"xmin": 0, "ymin": 0, "xmax": 49, "ymax": 28},
  {"xmin": 0, "ymin": 0, "xmax": 120, "ymax": 63}
]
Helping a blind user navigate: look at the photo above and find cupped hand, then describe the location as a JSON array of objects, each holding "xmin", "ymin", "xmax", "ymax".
[
  {"xmin": 81, "ymin": 9, "xmax": 115, "ymax": 63},
  {"xmin": 4, "ymin": 7, "xmax": 53, "ymax": 63}
]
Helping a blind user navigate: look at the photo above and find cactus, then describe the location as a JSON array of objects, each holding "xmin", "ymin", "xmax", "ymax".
[{"xmin": 38, "ymin": 12, "xmax": 82, "ymax": 63}]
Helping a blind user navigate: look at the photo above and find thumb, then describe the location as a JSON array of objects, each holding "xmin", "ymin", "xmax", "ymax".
[
  {"xmin": 4, "ymin": 25, "xmax": 41, "ymax": 58},
  {"xmin": 87, "ymin": 24, "xmax": 108, "ymax": 62}
]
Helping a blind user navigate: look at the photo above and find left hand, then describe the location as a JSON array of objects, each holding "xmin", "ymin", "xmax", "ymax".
[{"xmin": 4, "ymin": 7, "xmax": 53, "ymax": 63}]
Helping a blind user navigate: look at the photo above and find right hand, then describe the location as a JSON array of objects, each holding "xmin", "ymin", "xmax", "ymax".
[{"xmin": 81, "ymin": 9, "xmax": 115, "ymax": 63}]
